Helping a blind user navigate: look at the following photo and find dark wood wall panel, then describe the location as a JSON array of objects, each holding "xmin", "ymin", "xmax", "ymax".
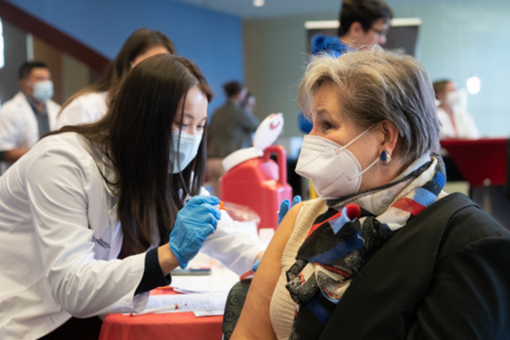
[{"xmin": 0, "ymin": 0, "xmax": 109, "ymax": 74}]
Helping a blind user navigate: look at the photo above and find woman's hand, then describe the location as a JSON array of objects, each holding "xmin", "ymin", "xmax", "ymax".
[{"xmin": 168, "ymin": 195, "xmax": 221, "ymax": 270}]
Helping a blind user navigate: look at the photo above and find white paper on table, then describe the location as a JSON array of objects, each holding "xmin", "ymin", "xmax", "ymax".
[
  {"xmin": 193, "ymin": 309, "xmax": 224, "ymax": 317},
  {"xmin": 171, "ymin": 266, "xmax": 239, "ymax": 294},
  {"xmin": 127, "ymin": 255, "xmax": 242, "ymax": 316},
  {"xmin": 126, "ymin": 292, "xmax": 229, "ymax": 316},
  {"xmin": 144, "ymin": 292, "xmax": 229, "ymax": 311}
]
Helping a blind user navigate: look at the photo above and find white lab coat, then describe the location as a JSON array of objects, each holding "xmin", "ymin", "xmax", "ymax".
[
  {"xmin": 0, "ymin": 91, "xmax": 60, "ymax": 174},
  {"xmin": 0, "ymin": 132, "xmax": 264, "ymax": 339},
  {"xmin": 55, "ymin": 91, "xmax": 108, "ymax": 129},
  {"xmin": 437, "ymin": 106, "xmax": 480, "ymax": 140}
]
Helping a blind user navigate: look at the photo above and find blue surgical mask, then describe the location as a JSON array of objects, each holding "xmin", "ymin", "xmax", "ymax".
[
  {"xmin": 32, "ymin": 80, "xmax": 54, "ymax": 103},
  {"xmin": 170, "ymin": 131, "xmax": 202, "ymax": 174}
]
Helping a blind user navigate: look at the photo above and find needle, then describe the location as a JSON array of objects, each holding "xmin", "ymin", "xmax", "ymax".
[{"xmin": 130, "ymin": 304, "xmax": 184, "ymax": 316}]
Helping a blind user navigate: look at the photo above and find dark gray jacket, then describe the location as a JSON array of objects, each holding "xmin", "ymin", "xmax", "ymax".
[
  {"xmin": 208, "ymin": 101, "xmax": 260, "ymax": 158},
  {"xmin": 320, "ymin": 193, "xmax": 510, "ymax": 339}
]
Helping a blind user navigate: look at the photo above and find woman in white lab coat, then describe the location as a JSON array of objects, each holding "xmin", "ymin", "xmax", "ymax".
[
  {"xmin": 0, "ymin": 54, "xmax": 264, "ymax": 340},
  {"xmin": 55, "ymin": 27, "xmax": 176, "ymax": 129},
  {"xmin": 432, "ymin": 79, "xmax": 480, "ymax": 140}
]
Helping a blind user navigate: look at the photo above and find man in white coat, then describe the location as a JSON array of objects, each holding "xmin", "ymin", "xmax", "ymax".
[{"xmin": 0, "ymin": 61, "xmax": 60, "ymax": 174}]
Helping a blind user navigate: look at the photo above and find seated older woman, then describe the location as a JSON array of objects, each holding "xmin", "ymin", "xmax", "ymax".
[{"xmin": 231, "ymin": 49, "xmax": 510, "ymax": 339}]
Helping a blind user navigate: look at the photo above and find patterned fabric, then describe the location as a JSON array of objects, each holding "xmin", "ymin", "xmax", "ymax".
[
  {"xmin": 285, "ymin": 155, "xmax": 446, "ymax": 340},
  {"xmin": 222, "ymin": 278, "xmax": 253, "ymax": 340}
]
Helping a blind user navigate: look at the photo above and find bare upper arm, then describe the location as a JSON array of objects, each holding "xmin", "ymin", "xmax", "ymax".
[{"xmin": 231, "ymin": 202, "xmax": 303, "ymax": 340}]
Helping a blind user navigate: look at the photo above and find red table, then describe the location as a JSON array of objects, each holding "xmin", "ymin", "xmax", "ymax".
[
  {"xmin": 440, "ymin": 138, "xmax": 508, "ymax": 187},
  {"xmin": 99, "ymin": 287, "xmax": 223, "ymax": 340}
]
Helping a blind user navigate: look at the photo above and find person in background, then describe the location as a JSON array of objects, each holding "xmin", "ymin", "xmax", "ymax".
[
  {"xmin": 433, "ymin": 79, "xmax": 480, "ymax": 140},
  {"xmin": 0, "ymin": 55, "xmax": 265, "ymax": 340},
  {"xmin": 232, "ymin": 50, "xmax": 510, "ymax": 339},
  {"xmin": 299, "ymin": 0, "xmax": 393, "ymax": 133},
  {"xmin": 0, "ymin": 61, "xmax": 60, "ymax": 173},
  {"xmin": 55, "ymin": 27, "xmax": 175, "ymax": 129},
  {"xmin": 206, "ymin": 81, "xmax": 260, "ymax": 196}
]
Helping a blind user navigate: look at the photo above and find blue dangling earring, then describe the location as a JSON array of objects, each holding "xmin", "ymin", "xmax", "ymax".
[{"xmin": 380, "ymin": 150, "xmax": 391, "ymax": 166}]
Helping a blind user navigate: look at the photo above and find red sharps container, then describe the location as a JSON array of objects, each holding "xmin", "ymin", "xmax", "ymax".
[{"xmin": 220, "ymin": 113, "xmax": 293, "ymax": 231}]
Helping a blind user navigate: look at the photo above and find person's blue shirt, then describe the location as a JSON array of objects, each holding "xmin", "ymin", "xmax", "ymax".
[
  {"xmin": 298, "ymin": 34, "xmax": 354, "ymax": 133},
  {"xmin": 310, "ymin": 34, "xmax": 353, "ymax": 57}
]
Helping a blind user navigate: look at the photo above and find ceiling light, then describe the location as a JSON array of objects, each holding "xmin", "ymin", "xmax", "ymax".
[
  {"xmin": 253, "ymin": 0, "xmax": 264, "ymax": 7},
  {"xmin": 466, "ymin": 76, "xmax": 481, "ymax": 95}
]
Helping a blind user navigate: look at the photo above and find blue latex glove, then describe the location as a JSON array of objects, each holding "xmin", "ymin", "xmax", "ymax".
[
  {"xmin": 249, "ymin": 196, "xmax": 302, "ymax": 275},
  {"xmin": 252, "ymin": 257, "xmax": 262, "ymax": 272},
  {"xmin": 170, "ymin": 195, "xmax": 221, "ymax": 269},
  {"xmin": 277, "ymin": 195, "xmax": 302, "ymax": 225}
]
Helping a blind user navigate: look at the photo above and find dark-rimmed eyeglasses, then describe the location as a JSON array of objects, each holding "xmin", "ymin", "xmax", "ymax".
[{"xmin": 370, "ymin": 27, "xmax": 388, "ymax": 37}]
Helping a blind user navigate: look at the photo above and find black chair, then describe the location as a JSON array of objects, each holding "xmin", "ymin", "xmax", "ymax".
[
  {"xmin": 222, "ymin": 278, "xmax": 252, "ymax": 340},
  {"xmin": 506, "ymin": 139, "xmax": 510, "ymax": 201}
]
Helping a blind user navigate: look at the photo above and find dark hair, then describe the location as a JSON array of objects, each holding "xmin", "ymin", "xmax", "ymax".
[
  {"xmin": 338, "ymin": 0, "xmax": 394, "ymax": 37},
  {"xmin": 432, "ymin": 79, "xmax": 451, "ymax": 99},
  {"xmin": 223, "ymin": 81, "xmax": 244, "ymax": 98},
  {"xmin": 18, "ymin": 61, "xmax": 48, "ymax": 79},
  {"xmin": 52, "ymin": 54, "xmax": 212, "ymax": 254},
  {"xmin": 59, "ymin": 28, "xmax": 176, "ymax": 114}
]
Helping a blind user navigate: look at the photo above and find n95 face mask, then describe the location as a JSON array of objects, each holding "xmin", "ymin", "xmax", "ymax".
[
  {"xmin": 295, "ymin": 130, "xmax": 378, "ymax": 200},
  {"xmin": 171, "ymin": 131, "xmax": 202, "ymax": 174},
  {"xmin": 32, "ymin": 80, "xmax": 54, "ymax": 103}
]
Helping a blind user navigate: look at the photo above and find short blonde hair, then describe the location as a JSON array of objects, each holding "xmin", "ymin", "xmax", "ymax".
[{"xmin": 298, "ymin": 48, "xmax": 440, "ymax": 161}]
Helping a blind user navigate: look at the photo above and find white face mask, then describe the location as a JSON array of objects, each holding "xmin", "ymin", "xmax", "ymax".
[
  {"xmin": 446, "ymin": 90, "xmax": 460, "ymax": 107},
  {"xmin": 171, "ymin": 131, "xmax": 202, "ymax": 174},
  {"xmin": 32, "ymin": 80, "xmax": 54, "ymax": 103},
  {"xmin": 295, "ymin": 129, "xmax": 378, "ymax": 200}
]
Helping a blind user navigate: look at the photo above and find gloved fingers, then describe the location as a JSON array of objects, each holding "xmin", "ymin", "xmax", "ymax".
[
  {"xmin": 187, "ymin": 195, "xmax": 220, "ymax": 206},
  {"xmin": 186, "ymin": 207, "xmax": 220, "ymax": 226},
  {"xmin": 200, "ymin": 223, "xmax": 217, "ymax": 237},
  {"xmin": 278, "ymin": 199, "xmax": 290, "ymax": 225},
  {"xmin": 252, "ymin": 257, "xmax": 262, "ymax": 272},
  {"xmin": 279, "ymin": 199, "xmax": 290, "ymax": 212},
  {"xmin": 170, "ymin": 222, "xmax": 217, "ymax": 269},
  {"xmin": 177, "ymin": 217, "xmax": 218, "ymax": 231},
  {"xmin": 198, "ymin": 203, "xmax": 221, "ymax": 220},
  {"xmin": 278, "ymin": 196, "xmax": 302, "ymax": 225},
  {"xmin": 292, "ymin": 195, "xmax": 302, "ymax": 206},
  {"xmin": 184, "ymin": 196, "xmax": 221, "ymax": 220},
  {"xmin": 177, "ymin": 222, "xmax": 216, "ymax": 245},
  {"xmin": 199, "ymin": 214, "xmax": 219, "ymax": 229}
]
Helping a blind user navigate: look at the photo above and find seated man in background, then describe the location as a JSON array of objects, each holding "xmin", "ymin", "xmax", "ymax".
[
  {"xmin": 0, "ymin": 61, "xmax": 60, "ymax": 173},
  {"xmin": 433, "ymin": 79, "xmax": 480, "ymax": 140}
]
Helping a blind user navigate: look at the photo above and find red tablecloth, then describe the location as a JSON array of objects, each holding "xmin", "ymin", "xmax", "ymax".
[
  {"xmin": 440, "ymin": 138, "xmax": 508, "ymax": 187},
  {"xmin": 99, "ymin": 288, "xmax": 223, "ymax": 340}
]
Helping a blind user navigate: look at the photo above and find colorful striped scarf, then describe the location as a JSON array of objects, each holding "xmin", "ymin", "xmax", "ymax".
[{"xmin": 285, "ymin": 155, "xmax": 446, "ymax": 340}]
